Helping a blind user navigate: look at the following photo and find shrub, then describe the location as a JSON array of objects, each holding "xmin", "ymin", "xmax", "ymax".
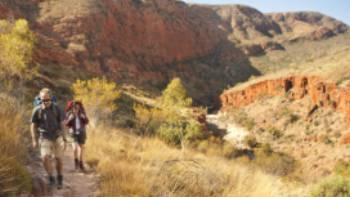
[
  {"xmin": 244, "ymin": 135, "xmax": 258, "ymax": 148},
  {"xmin": 334, "ymin": 160, "xmax": 350, "ymax": 178},
  {"xmin": 133, "ymin": 104, "xmax": 164, "ymax": 135},
  {"xmin": 267, "ymin": 127, "xmax": 283, "ymax": 139},
  {"xmin": 0, "ymin": 155, "xmax": 32, "ymax": 196},
  {"xmin": 289, "ymin": 114, "xmax": 300, "ymax": 123},
  {"xmin": 184, "ymin": 119, "xmax": 206, "ymax": 142},
  {"xmin": 223, "ymin": 143, "xmax": 241, "ymax": 158},
  {"xmin": 254, "ymin": 148, "xmax": 295, "ymax": 176},
  {"xmin": 157, "ymin": 114, "xmax": 185, "ymax": 145},
  {"xmin": 243, "ymin": 118, "xmax": 255, "ymax": 131},
  {"xmin": 234, "ymin": 110, "xmax": 255, "ymax": 131},
  {"xmin": 72, "ymin": 77, "xmax": 121, "ymax": 127},
  {"xmin": 160, "ymin": 77, "xmax": 192, "ymax": 108},
  {"xmin": 0, "ymin": 94, "xmax": 31, "ymax": 195},
  {"xmin": 133, "ymin": 78, "xmax": 206, "ymax": 147},
  {"xmin": 157, "ymin": 112, "xmax": 205, "ymax": 147},
  {"xmin": 0, "ymin": 19, "xmax": 35, "ymax": 80},
  {"xmin": 259, "ymin": 143, "xmax": 273, "ymax": 155},
  {"xmin": 309, "ymin": 176, "xmax": 350, "ymax": 197}
]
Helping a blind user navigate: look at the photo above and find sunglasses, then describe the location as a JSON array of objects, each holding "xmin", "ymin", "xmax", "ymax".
[{"xmin": 42, "ymin": 99, "xmax": 51, "ymax": 103}]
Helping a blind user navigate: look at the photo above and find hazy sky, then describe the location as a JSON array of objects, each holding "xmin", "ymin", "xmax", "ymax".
[{"xmin": 184, "ymin": 0, "xmax": 350, "ymax": 25}]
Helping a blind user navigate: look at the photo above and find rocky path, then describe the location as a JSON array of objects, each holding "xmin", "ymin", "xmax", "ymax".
[{"xmin": 26, "ymin": 145, "xmax": 98, "ymax": 197}]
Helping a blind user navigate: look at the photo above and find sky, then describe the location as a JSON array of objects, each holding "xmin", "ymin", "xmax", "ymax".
[{"xmin": 184, "ymin": 0, "xmax": 350, "ymax": 25}]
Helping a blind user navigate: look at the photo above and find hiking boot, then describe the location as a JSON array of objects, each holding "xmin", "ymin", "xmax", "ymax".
[
  {"xmin": 79, "ymin": 161, "xmax": 85, "ymax": 172},
  {"xmin": 48, "ymin": 175, "xmax": 55, "ymax": 187},
  {"xmin": 74, "ymin": 158, "xmax": 79, "ymax": 170},
  {"xmin": 57, "ymin": 175, "xmax": 63, "ymax": 189}
]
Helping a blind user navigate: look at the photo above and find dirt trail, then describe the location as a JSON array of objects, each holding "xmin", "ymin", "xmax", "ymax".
[{"xmin": 26, "ymin": 145, "xmax": 98, "ymax": 197}]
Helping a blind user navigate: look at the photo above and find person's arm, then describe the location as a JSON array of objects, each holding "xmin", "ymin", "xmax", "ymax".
[
  {"xmin": 80, "ymin": 112, "xmax": 89, "ymax": 125},
  {"xmin": 30, "ymin": 109, "xmax": 39, "ymax": 148},
  {"xmin": 31, "ymin": 123, "xmax": 38, "ymax": 148},
  {"xmin": 57, "ymin": 106, "xmax": 67, "ymax": 142},
  {"xmin": 61, "ymin": 121, "xmax": 67, "ymax": 142}
]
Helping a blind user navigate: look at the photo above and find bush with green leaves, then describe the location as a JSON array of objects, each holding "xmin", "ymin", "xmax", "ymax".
[
  {"xmin": 309, "ymin": 176, "xmax": 350, "ymax": 197},
  {"xmin": 159, "ymin": 77, "xmax": 192, "ymax": 108},
  {"xmin": 157, "ymin": 110, "xmax": 205, "ymax": 147},
  {"xmin": 133, "ymin": 78, "xmax": 205, "ymax": 146}
]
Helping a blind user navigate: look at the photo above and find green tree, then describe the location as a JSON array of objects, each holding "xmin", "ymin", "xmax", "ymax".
[
  {"xmin": 160, "ymin": 77, "xmax": 192, "ymax": 108},
  {"xmin": 156, "ymin": 78, "xmax": 204, "ymax": 149}
]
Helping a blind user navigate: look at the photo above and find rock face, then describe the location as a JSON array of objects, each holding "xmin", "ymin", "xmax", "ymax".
[
  {"xmin": 268, "ymin": 12, "xmax": 348, "ymax": 41},
  {"xmin": 211, "ymin": 5, "xmax": 282, "ymax": 40},
  {"xmin": 36, "ymin": 0, "xmax": 221, "ymax": 69},
  {"xmin": 209, "ymin": 6, "xmax": 348, "ymax": 55},
  {"xmin": 220, "ymin": 75, "xmax": 350, "ymax": 142},
  {"xmin": 0, "ymin": 1, "xmax": 348, "ymax": 106},
  {"xmin": 12, "ymin": 0, "xmax": 257, "ymax": 107}
]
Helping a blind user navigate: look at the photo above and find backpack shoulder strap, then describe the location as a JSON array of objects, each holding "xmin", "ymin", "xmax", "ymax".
[
  {"xmin": 35, "ymin": 106, "xmax": 43, "ymax": 122},
  {"xmin": 52, "ymin": 104, "xmax": 62, "ymax": 123}
]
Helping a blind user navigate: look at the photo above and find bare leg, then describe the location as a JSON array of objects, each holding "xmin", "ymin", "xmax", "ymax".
[
  {"xmin": 78, "ymin": 144, "xmax": 84, "ymax": 162},
  {"xmin": 43, "ymin": 155, "xmax": 53, "ymax": 176},
  {"xmin": 73, "ymin": 143, "xmax": 78, "ymax": 160},
  {"xmin": 55, "ymin": 157, "xmax": 64, "ymax": 189},
  {"xmin": 55, "ymin": 157, "xmax": 63, "ymax": 175}
]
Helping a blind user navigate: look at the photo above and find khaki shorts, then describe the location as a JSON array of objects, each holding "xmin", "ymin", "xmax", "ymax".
[{"xmin": 39, "ymin": 137, "xmax": 65, "ymax": 159}]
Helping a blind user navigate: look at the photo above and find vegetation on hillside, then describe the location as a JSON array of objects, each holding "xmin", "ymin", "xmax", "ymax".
[
  {"xmin": 0, "ymin": 95, "xmax": 32, "ymax": 196},
  {"xmin": 72, "ymin": 77, "xmax": 121, "ymax": 127},
  {"xmin": 250, "ymin": 32, "xmax": 350, "ymax": 83},
  {"xmin": 0, "ymin": 19, "xmax": 33, "ymax": 196},
  {"xmin": 85, "ymin": 126, "xmax": 300, "ymax": 197},
  {"xmin": 0, "ymin": 19, "xmax": 35, "ymax": 82},
  {"xmin": 309, "ymin": 176, "xmax": 350, "ymax": 197},
  {"xmin": 134, "ymin": 78, "xmax": 206, "ymax": 148}
]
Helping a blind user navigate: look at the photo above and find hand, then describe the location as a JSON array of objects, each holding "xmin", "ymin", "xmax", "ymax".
[
  {"xmin": 32, "ymin": 139, "xmax": 38, "ymax": 149},
  {"xmin": 63, "ymin": 140, "xmax": 67, "ymax": 151},
  {"xmin": 62, "ymin": 137, "xmax": 67, "ymax": 151}
]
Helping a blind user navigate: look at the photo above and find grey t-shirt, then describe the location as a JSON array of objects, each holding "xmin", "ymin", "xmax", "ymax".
[{"xmin": 31, "ymin": 104, "xmax": 64, "ymax": 141}]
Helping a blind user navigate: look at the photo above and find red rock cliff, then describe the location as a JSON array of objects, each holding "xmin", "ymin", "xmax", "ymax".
[{"xmin": 220, "ymin": 76, "xmax": 350, "ymax": 126}]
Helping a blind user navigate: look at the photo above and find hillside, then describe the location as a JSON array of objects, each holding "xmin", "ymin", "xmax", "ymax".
[
  {"xmin": 1, "ymin": 0, "xmax": 348, "ymax": 108},
  {"xmin": 219, "ymin": 75, "xmax": 350, "ymax": 181}
]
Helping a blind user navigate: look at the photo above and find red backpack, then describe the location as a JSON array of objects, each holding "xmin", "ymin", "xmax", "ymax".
[{"xmin": 65, "ymin": 100, "xmax": 86, "ymax": 114}]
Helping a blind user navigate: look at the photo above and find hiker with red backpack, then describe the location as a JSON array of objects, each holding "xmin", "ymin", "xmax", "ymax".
[{"xmin": 64, "ymin": 100, "xmax": 89, "ymax": 172}]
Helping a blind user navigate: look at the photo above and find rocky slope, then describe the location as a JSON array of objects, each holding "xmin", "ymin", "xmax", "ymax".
[
  {"xmin": 218, "ymin": 74, "xmax": 350, "ymax": 181},
  {"xmin": 220, "ymin": 75, "xmax": 350, "ymax": 126},
  {"xmin": 1, "ymin": 0, "xmax": 258, "ymax": 107},
  {"xmin": 209, "ymin": 5, "xmax": 348, "ymax": 56},
  {"xmin": 0, "ymin": 0, "xmax": 347, "ymax": 107}
]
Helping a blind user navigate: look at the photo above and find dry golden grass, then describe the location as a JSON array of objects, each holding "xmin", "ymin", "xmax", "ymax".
[
  {"xmin": 0, "ymin": 94, "xmax": 31, "ymax": 196},
  {"xmin": 85, "ymin": 126, "xmax": 304, "ymax": 197}
]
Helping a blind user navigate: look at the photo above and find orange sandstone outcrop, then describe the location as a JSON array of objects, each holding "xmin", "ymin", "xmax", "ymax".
[{"xmin": 220, "ymin": 76, "xmax": 350, "ymax": 137}]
